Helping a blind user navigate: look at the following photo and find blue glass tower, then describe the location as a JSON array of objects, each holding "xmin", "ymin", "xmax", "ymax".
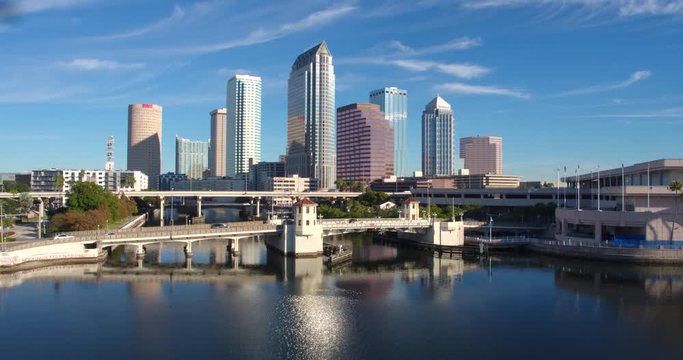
[
  {"xmin": 422, "ymin": 96, "xmax": 454, "ymax": 176},
  {"xmin": 369, "ymin": 87, "xmax": 407, "ymax": 176}
]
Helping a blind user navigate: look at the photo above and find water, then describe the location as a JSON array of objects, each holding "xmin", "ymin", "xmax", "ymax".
[{"xmin": 1, "ymin": 237, "xmax": 682, "ymax": 360}]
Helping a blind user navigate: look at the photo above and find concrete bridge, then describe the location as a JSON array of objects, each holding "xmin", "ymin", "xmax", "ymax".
[
  {"xmin": 0, "ymin": 190, "xmax": 362, "ymax": 228},
  {"xmin": 1, "ymin": 198, "xmax": 464, "ymax": 269}
]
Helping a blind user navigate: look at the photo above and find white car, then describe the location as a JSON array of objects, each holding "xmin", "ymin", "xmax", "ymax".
[{"xmin": 53, "ymin": 233, "xmax": 74, "ymax": 240}]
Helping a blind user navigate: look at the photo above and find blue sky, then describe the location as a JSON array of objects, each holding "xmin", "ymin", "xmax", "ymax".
[{"xmin": 0, "ymin": 0, "xmax": 682, "ymax": 182}]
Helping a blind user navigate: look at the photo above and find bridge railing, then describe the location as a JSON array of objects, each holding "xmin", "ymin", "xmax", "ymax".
[
  {"xmin": 4, "ymin": 223, "xmax": 280, "ymax": 252},
  {"xmin": 321, "ymin": 219, "xmax": 431, "ymax": 230}
]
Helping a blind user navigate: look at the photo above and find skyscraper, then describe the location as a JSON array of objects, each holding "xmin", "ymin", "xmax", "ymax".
[
  {"xmin": 286, "ymin": 41, "xmax": 336, "ymax": 190},
  {"xmin": 337, "ymin": 103, "xmax": 394, "ymax": 183},
  {"xmin": 369, "ymin": 87, "xmax": 407, "ymax": 176},
  {"xmin": 227, "ymin": 74, "xmax": 262, "ymax": 176},
  {"xmin": 460, "ymin": 136, "xmax": 503, "ymax": 175},
  {"xmin": 209, "ymin": 108, "xmax": 227, "ymax": 177},
  {"xmin": 175, "ymin": 136, "xmax": 210, "ymax": 179},
  {"xmin": 421, "ymin": 96, "xmax": 454, "ymax": 176},
  {"xmin": 127, "ymin": 103, "xmax": 162, "ymax": 187}
]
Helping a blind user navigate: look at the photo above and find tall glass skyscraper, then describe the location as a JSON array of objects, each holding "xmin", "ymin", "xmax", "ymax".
[
  {"xmin": 422, "ymin": 96, "xmax": 454, "ymax": 176},
  {"xmin": 227, "ymin": 74, "xmax": 262, "ymax": 176},
  {"xmin": 369, "ymin": 87, "xmax": 407, "ymax": 176},
  {"xmin": 286, "ymin": 41, "xmax": 336, "ymax": 190},
  {"xmin": 175, "ymin": 136, "xmax": 209, "ymax": 179}
]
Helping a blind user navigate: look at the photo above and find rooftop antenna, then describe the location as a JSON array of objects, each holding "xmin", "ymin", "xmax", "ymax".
[{"xmin": 105, "ymin": 136, "xmax": 115, "ymax": 171}]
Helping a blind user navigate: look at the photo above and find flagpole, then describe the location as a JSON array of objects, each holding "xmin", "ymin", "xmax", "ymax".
[
  {"xmin": 576, "ymin": 165, "xmax": 581, "ymax": 211},
  {"xmin": 563, "ymin": 166, "xmax": 567, "ymax": 208},
  {"xmin": 647, "ymin": 163, "xmax": 651, "ymax": 211},
  {"xmin": 621, "ymin": 163, "xmax": 625, "ymax": 212},
  {"xmin": 556, "ymin": 168, "xmax": 560, "ymax": 208},
  {"xmin": 597, "ymin": 165, "xmax": 601, "ymax": 211},
  {"xmin": 590, "ymin": 169, "xmax": 594, "ymax": 209}
]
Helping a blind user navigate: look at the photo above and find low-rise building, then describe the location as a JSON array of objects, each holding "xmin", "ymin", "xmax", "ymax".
[
  {"xmin": 270, "ymin": 175, "xmax": 317, "ymax": 206},
  {"xmin": 158, "ymin": 172, "xmax": 188, "ymax": 191},
  {"xmin": 172, "ymin": 177, "xmax": 246, "ymax": 191},
  {"xmin": 556, "ymin": 159, "xmax": 683, "ymax": 244},
  {"xmin": 453, "ymin": 174, "xmax": 521, "ymax": 189},
  {"xmin": 31, "ymin": 169, "xmax": 148, "ymax": 193}
]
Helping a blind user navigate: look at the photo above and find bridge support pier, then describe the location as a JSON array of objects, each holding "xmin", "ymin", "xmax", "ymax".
[
  {"xmin": 135, "ymin": 244, "xmax": 146, "ymax": 258},
  {"xmin": 184, "ymin": 242, "xmax": 193, "ymax": 257},
  {"xmin": 231, "ymin": 238, "xmax": 240, "ymax": 257},
  {"xmin": 197, "ymin": 196, "xmax": 202, "ymax": 217},
  {"xmin": 37, "ymin": 198, "xmax": 44, "ymax": 239},
  {"xmin": 160, "ymin": 197, "xmax": 165, "ymax": 227},
  {"xmin": 256, "ymin": 197, "xmax": 260, "ymax": 219}
]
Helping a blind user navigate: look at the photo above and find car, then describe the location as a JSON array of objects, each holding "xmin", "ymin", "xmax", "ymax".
[
  {"xmin": 211, "ymin": 223, "xmax": 227, "ymax": 229},
  {"xmin": 53, "ymin": 233, "xmax": 74, "ymax": 240}
]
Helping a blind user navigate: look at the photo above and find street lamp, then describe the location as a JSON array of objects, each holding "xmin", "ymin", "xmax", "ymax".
[
  {"xmin": 489, "ymin": 216, "xmax": 493, "ymax": 243},
  {"xmin": 170, "ymin": 187, "xmax": 174, "ymax": 239}
]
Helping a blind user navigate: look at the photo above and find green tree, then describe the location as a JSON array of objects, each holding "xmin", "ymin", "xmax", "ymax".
[
  {"xmin": 669, "ymin": 180, "xmax": 682, "ymax": 241},
  {"xmin": 2, "ymin": 180, "xmax": 30, "ymax": 193},
  {"xmin": 121, "ymin": 175, "xmax": 136, "ymax": 188},
  {"xmin": 66, "ymin": 181, "xmax": 111, "ymax": 212},
  {"xmin": 53, "ymin": 174, "xmax": 65, "ymax": 191}
]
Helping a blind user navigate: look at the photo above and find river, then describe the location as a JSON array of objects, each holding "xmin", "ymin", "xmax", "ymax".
[{"xmin": 1, "ymin": 234, "xmax": 682, "ymax": 359}]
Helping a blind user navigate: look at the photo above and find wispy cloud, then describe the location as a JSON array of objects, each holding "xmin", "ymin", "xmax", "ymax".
[
  {"xmin": 576, "ymin": 107, "xmax": 683, "ymax": 118},
  {"xmin": 338, "ymin": 37, "xmax": 487, "ymax": 79},
  {"xmin": 436, "ymin": 81, "xmax": 530, "ymax": 99},
  {"xmin": 218, "ymin": 67, "xmax": 257, "ymax": 77},
  {"xmin": 5, "ymin": 0, "xmax": 94, "ymax": 15},
  {"xmin": 84, "ymin": 4, "xmax": 186, "ymax": 41},
  {"xmin": 460, "ymin": 0, "xmax": 683, "ymax": 17},
  {"xmin": 0, "ymin": 86, "xmax": 83, "ymax": 103},
  {"xmin": 59, "ymin": 58, "xmax": 144, "ymax": 71},
  {"xmin": 551, "ymin": 70, "xmax": 652, "ymax": 97},
  {"xmin": 155, "ymin": 4, "xmax": 357, "ymax": 55},
  {"xmin": 392, "ymin": 59, "xmax": 490, "ymax": 79},
  {"xmin": 379, "ymin": 37, "xmax": 483, "ymax": 56}
]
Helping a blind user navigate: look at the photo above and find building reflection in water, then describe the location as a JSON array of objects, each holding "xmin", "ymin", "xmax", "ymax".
[{"xmin": 554, "ymin": 263, "xmax": 683, "ymax": 348}]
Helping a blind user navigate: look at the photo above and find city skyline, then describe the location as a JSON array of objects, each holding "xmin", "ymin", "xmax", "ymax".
[{"xmin": 1, "ymin": 1, "xmax": 682, "ymax": 182}]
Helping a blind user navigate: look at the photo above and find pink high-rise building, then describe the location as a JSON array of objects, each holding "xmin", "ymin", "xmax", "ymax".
[
  {"xmin": 460, "ymin": 136, "xmax": 502, "ymax": 175},
  {"xmin": 336, "ymin": 103, "xmax": 394, "ymax": 184}
]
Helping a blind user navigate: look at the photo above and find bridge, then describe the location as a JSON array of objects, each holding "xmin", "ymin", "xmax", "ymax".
[
  {"xmin": 1, "ymin": 197, "xmax": 464, "ymax": 269},
  {"xmin": 0, "ymin": 190, "xmax": 362, "ymax": 227}
]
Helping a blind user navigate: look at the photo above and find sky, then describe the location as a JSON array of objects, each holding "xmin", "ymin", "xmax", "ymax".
[{"xmin": 0, "ymin": 0, "xmax": 682, "ymax": 182}]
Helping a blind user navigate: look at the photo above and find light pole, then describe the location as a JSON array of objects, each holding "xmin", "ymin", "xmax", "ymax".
[
  {"xmin": 488, "ymin": 216, "xmax": 493, "ymax": 243},
  {"xmin": 1, "ymin": 201, "xmax": 5, "ymax": 252},
  {"xmin": 170, "ymin": 187, "xmax": 174, "ymax": 239}
]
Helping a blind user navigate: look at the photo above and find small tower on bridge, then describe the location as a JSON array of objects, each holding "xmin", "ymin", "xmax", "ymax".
[
  {"xmin": 402, "ymin": 197, "xmax": 420, "ymax": 221},
  {"xmin": 295, "ymin": 198, "xmax": 322, "ymax": 236}
]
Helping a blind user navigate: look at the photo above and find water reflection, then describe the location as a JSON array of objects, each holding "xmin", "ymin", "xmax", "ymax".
[{"xmin": 4, "ymin": 243, "xmax": 683, "ymax": 358}]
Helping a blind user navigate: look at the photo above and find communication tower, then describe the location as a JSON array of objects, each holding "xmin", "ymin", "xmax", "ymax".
[{"xmin": 105, "ymin": 136, "xmax": 115, "ymax": 171}]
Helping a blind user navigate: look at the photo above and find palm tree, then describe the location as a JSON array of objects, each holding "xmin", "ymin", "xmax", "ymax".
[{"xmin": 669, "ymin": 180, "xmax": 682, "ymax": 241}]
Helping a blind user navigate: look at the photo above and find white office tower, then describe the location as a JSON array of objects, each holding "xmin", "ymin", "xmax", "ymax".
[{"xmin": 227, "ymin": 74, "xmax": 262, "ymax": 177}]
